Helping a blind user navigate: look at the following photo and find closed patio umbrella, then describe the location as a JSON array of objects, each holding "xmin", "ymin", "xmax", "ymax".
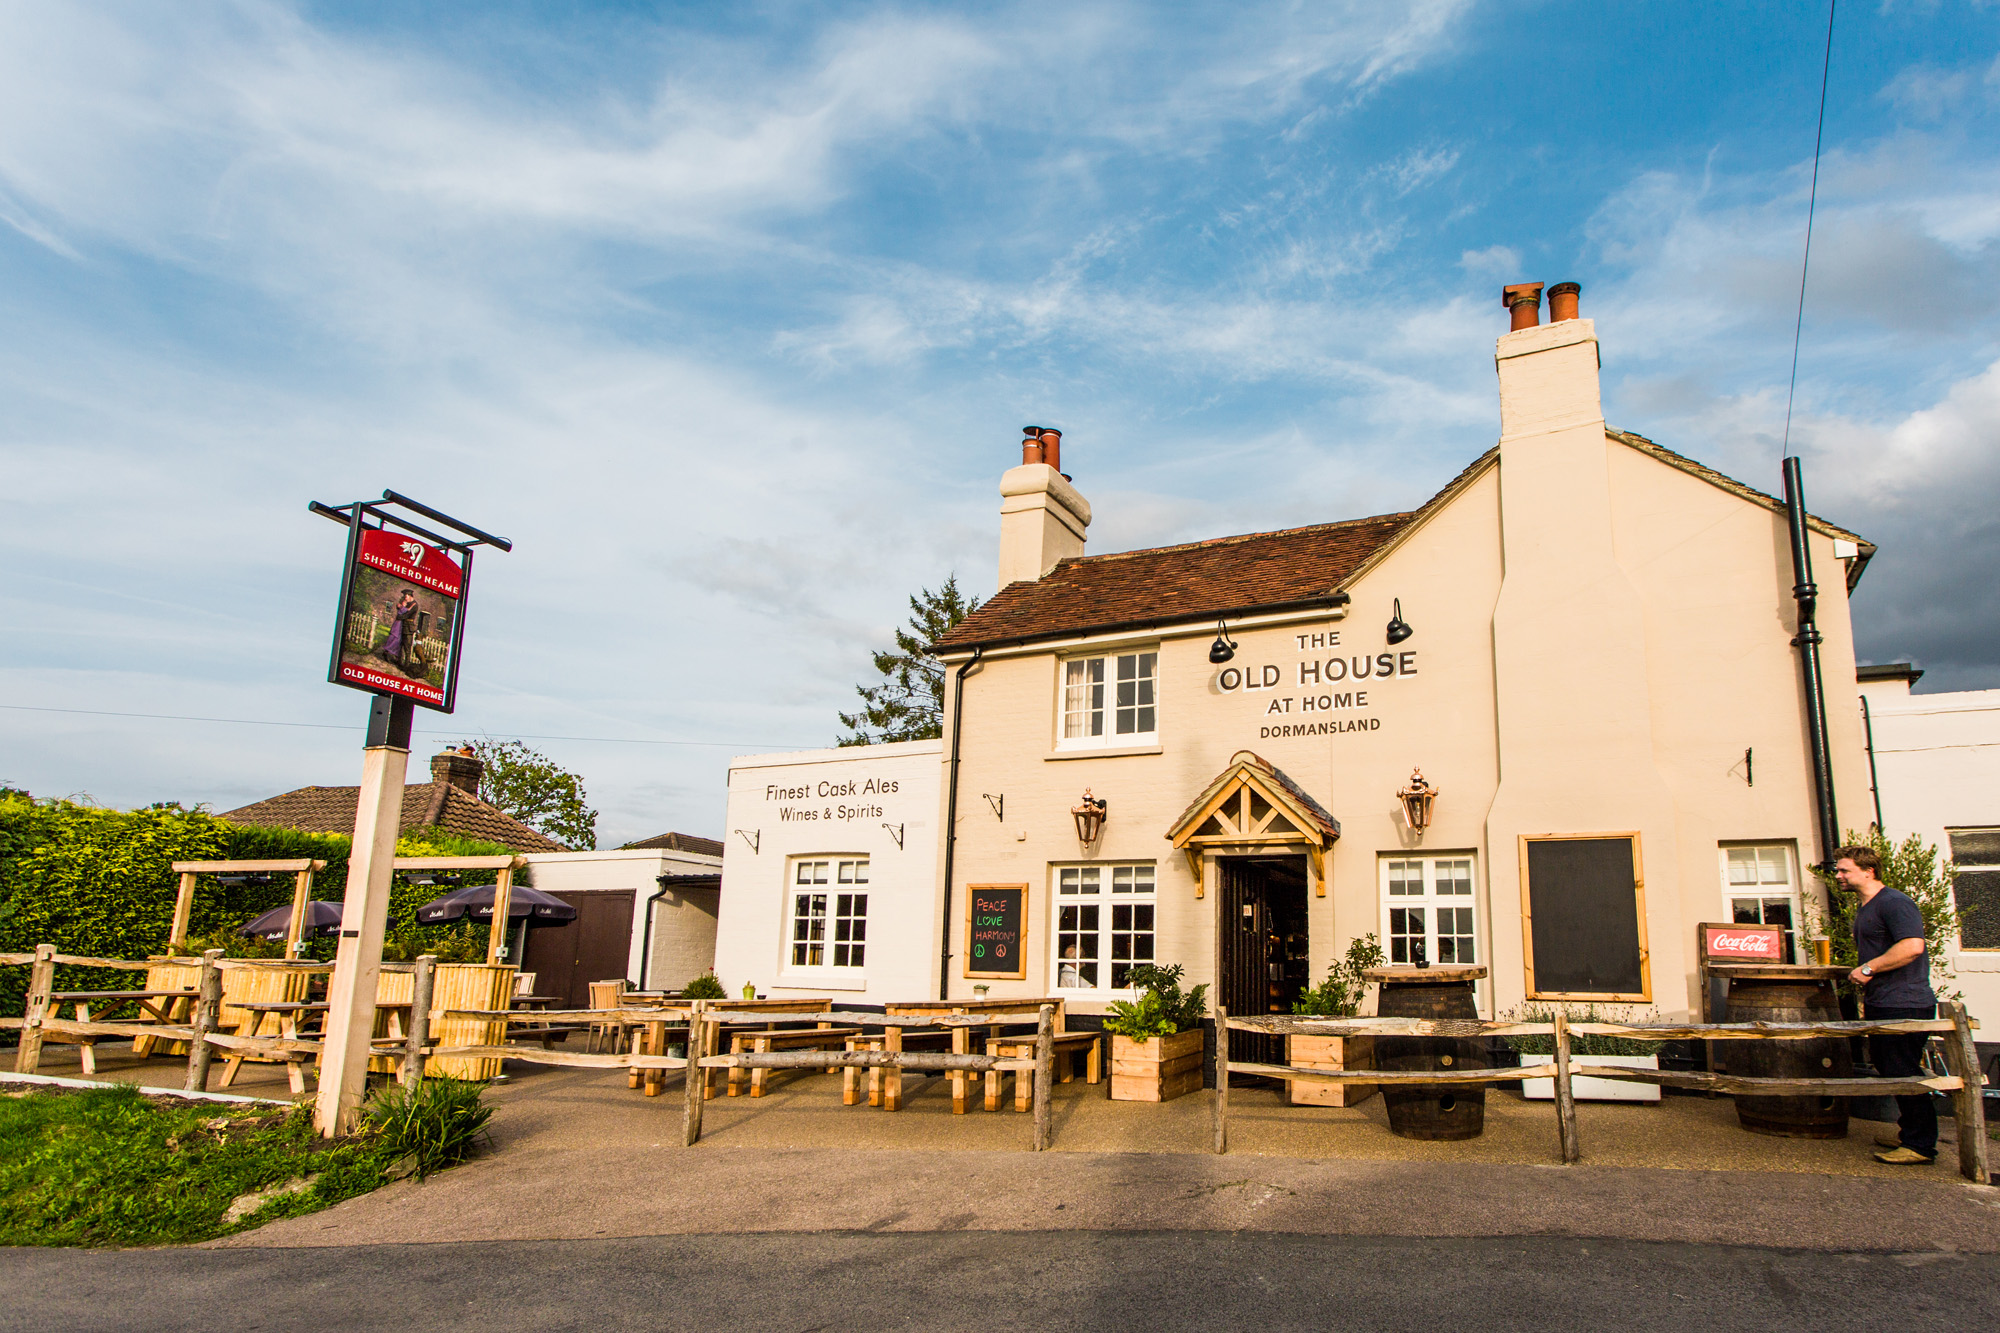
[
  {"xmin": 240, "ymin": 900, "xmax": 343, "ymax": 940},
  {"xmin": 413, "ymin": 883, "xmax": 578, "ymax": 927}
]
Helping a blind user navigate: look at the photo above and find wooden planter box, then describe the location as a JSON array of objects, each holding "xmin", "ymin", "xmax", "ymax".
[
  {"xmin": 1286, "ymin": 1033, "xmax": 1375, "ymax": 1107},
  {"xmin": 1110, "ymin": 1029, "xmax": 1205, "ymax": 1103}
]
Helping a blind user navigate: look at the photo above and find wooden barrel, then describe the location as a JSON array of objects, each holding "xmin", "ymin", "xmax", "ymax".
[
  {"xmin": 1371, "ymin": 970, "xmax": 1486, "ymax": 1141},
  {"xmin": 1724, "ymin": 973, "xmax": 1851, "ymax": 1138}
]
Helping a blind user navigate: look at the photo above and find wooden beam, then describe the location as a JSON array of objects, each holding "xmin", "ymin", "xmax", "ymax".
[
  {"xmin": 402, "ymin": 955, "xmax": 435, "ymax": 1086},
  {"xmin": 393, "ymin": 855, "xmax": 525, "ymax": 870},
  {"xmin": 487, "ymin": 864, "xmax": 514, "ymax": 965},
  {"xmin": 429, "ymin": 1045, "xmax": 690, "ymax": 1070},
  {"xmin": 1212, "ymin": 1003, "xmax": 1229, "ymax": 1156},
  {"xmin": 1553, "ymin": 1010, "xmax": 1580, "ymax": 1164},
  {"xmin": 1570, "ymin": 1019, "xmax": 1963, "ymax": 1040},
  {"xmin": 13, "ymin": 944, "xmax": 55, "ymax": 1073},
  {"xmin": 172, "ymin": 860, "xmax": 323, "ymax": 873},
  {"xmin": 183, "ymin": 951, "xmax": 224, "ymax": 1093},
  {"xmin": 169, "ymin": 873, "xmax": 197, "ymax": 950},
  {"xmin": 285, "ymin": 868, "xmax": 315, "ymax": 957},
  {"xmin": 1032, "ymin": 1004, "xmax": 1054, "ymax": 1152}
]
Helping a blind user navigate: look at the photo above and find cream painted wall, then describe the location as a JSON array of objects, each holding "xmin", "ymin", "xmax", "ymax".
[
  {"xmin": 715, "ymin": 740, "xmax": 941, "ymax": 1002},
  {"xmin": 935, "ymin": 322, "xmax": 1870, "ymax": 1023}
]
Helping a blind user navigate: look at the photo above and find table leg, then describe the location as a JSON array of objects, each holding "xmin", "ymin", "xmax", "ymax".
[
  {"xmin": 984, "ymin": 1038, "xmax": 1002, "ymax": 1112},
  {"xmin": 884, "ymin": 1026, "xmax": 903, "ymax": 1111},
  {"xmin": 1016, "ymin": 1045, "xmax": 1033, "ymax": 1113},
  {"xmin": 728, "ymin": 1033, "xmax": 746, "ymax": 1097},
  {"xmin": 868, "ymin": 1039, "xmax": 883, "ymax": 1107},
  {"xmin": 952, "ymin": 1026, "xmax": 969, "ymax": 1114},
  {"xmin": 843, "ymin": 1038, "xmax": 860, "ymax": 1106},
  {"xmin": 284, "ymin": 1016, "xmax": 306, "ymax": 1096},
  {"xmin": 1087, "ymin": 1035, "xmax": 1101, "ymax": 1084},
  {"xmin": 750, "ymin": 1035, "xmax": 769, "ymax": 1098},
  {"xmin": 644, "ymin": 1022, "xmax": 664, "ymax": 1097},
  {"xmin": 633, "ymin": 1022, "xmax": 649, "ymax": 1091}
]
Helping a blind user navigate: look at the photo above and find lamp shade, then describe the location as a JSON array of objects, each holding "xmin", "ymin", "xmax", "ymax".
[{"xmin": 1071, "ymin": 790, "xmax": 1108, "ymax": 844}]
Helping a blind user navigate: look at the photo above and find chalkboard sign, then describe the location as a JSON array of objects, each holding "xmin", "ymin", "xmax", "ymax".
[
  {"xmin": 1522, "ymin": 835, "xmax": 1651, "ymax": 1000},
  {"xmin": 964, "ymin": 883, "xmax": 1028, "ymax": 980}
]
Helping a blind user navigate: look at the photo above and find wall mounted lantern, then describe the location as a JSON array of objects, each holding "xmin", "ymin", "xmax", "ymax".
[
  {"xmin": 1072, "ymin": 789, "xmax": 1108, "ymax": 845},
  {"xmin": 1208, "ymin": 619, "xmax": 1239, "ymax": 664},
  {"xmin": 1397, "ymin": 768, "xmax": 1438, "ymax": 839},
  {"xmin": 1385, "ymin": 598, "xmax": 1414, "ymax": 646}
]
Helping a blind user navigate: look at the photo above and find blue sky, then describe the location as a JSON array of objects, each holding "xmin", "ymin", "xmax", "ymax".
[{"xmin": 4, "ymin": 1, "xmax": 1999, "ymax": 847}]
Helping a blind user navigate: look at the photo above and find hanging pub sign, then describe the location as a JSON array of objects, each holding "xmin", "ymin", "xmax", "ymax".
[{"xmin": 314, "ymin": 491, "xmax": 504, "ymax": 716}]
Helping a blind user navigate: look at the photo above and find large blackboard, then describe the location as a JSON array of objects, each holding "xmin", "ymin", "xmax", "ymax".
[
  {"xmin": 964, "ymin": 884, "xmax": 1027, "ymax": 980},
  {"xmin": 1523, "ymin": 836, "xmax": 1650, "ymax": 999}
]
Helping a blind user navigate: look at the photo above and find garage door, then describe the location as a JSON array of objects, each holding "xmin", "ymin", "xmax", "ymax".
[{"xmin": 522, "ymin": 890, "xmax": 636, "ymax": 1009}]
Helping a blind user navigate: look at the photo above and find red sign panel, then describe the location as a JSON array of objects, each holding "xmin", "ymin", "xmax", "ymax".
[
  {"xmin": 333, "ymin": 530, "xmax": 464, "ymax": 710},
  {"xmin": 1702, "ymin": 924, "xmax": 1784, "ymax": 961}
]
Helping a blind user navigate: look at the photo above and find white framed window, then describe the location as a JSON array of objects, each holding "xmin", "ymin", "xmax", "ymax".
[
  {"xmin": 787, "ymin": 857, "xmax": 868, "ymax": 972},
  {"xmin": 1052, "ymin": 863, "xmax": 1155, "ymax": 993},
  {"xmin": 1058, "ymin": 650, "xmax": 1157, "ymax": 748},
  {"xmin": 1380, "ymin": 855, "xmax": 1478, "ymax": 966},
  {"xmin": 1722, "ymin": 844, "xmax": 1799, "ymax": 963}
]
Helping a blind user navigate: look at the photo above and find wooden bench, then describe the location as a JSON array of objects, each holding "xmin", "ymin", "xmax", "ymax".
[
  {"xmin": 843, "ymin": 1030, "xmax": 953, "ymax": 1106},
  {"xmin": 985, "ymin": 1032, "xmax": 1102, "ymax": 1111},
  {"xmin": 48, "ymin": 990, "xmax": 187, "ymax": 1075},
  {"xmin": 730, "ymin": 1027, "xmax": 864, "ymax": 1097}
]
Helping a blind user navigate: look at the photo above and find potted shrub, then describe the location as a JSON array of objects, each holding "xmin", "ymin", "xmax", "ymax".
[
  {"xmin": 1506, "ymin": 1002, "xmax": 1664, "ymax": 1103},
  {"xmin": 1104, "ymin": 963, "xmax": 1209, "ymax": 1102},
  {"xmin": 1288, "ymin": 934, "xmax": 1383, "ymax": 1107}
]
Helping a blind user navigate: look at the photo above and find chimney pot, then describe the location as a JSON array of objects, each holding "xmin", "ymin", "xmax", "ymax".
[
  {"xmin": 1546, "ymin": 282, "xmax": 1580, "ymax": 323},
  {"xmin": 1021, "ymin": 426, "xmax": 1045, "ymax": 466},
  {"xmin": 1502, "ymin": 282, "xmax": 1544, "ymax": 332},
  {"xmin": 1038, "ymin": 428, "xmax": 1062, "ymax": 474}
]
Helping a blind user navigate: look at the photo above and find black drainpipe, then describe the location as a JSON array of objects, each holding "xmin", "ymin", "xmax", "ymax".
[
  {"xmin": 939, "ymin": 647, "xmax": 984, "ymax": 1001},
  {"xmin": 1782, "ymin": 457, "xmax": 1840, "ymax": 872},
  {"xmin": 1860, "ymin": 694, "xmax": 1885, "ymax": 836},
  {"xmin": 639, "ymin": 876, "xmax": 673, "ymax": 989}
]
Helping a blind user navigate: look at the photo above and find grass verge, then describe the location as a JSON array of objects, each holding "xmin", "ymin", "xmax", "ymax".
[{"xmin": 0, "ymin": 1077, "xmax": 490, "ymax": 1247}]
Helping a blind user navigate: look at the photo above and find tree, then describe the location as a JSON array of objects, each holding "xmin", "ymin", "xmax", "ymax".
[
  {"xmin": 838, "ymin": 576, "xmax": 982, "ymax": 746},
  {"xmin": 462, "ymin": 739, "xmax": 598, "ymax": 851}
]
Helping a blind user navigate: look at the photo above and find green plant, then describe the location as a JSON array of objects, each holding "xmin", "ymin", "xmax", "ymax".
[
  {"xmin": 1293, "ymin": 933, "xmax": 1385, "ymax": 1017},
  {"xmin": 1502, "ymin": 1002, "xmax": 1665, "ymax": 1057},
  {"xmin": 364, "ymin": 1076, "xmax": 493, "ymax": 1179},
  {"xmin": 1802, "ymin": 829, "xmax": 1966, "ymax": 1001},
  {"xmin": 1102, "ymin": 963, "xmax": 1208, "ymax": 1039},
  {"xmin": 461, "ymin": 739, "xmax": 598, "ymax": 850},
  {"xmin": 379, "ymin": 920, "xmax": 488, "ymax": 964},
  {"xmin": 680, "ymin": 970, "xmax": 727, "ymax": 999},
  {"xmin": 839, "ymin": 575, "xmax": 982, "ymax": 745},
  {"xmin": 177, "ymin": 925, "xmax": 286, "ymax": 960}
]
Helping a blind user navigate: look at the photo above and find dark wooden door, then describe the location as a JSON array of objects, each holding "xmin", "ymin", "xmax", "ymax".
[
  {"xmin": 522, "ymin": 890, "xmax": 635, "ymax": 1009},
  {"xmin": 1220, "ymin": 861, "xmax": 1281, "ymax": 1068}
]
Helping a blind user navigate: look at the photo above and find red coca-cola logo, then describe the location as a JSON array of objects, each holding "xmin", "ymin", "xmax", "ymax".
[{"xmin": 1705, "ymin": 926, "xmax": 1782, "ymax": 959}]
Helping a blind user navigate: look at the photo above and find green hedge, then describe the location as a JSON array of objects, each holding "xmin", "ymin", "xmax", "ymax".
[{"xmin": 0, "ymin": 794, "xmax": 512, "ymax": 1021}]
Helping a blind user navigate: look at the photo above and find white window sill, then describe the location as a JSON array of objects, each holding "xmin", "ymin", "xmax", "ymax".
[
  {"xmin": 776, "ymin": 973, "xmax": 869, "ymax": 992},
  {"xmin": 1046, "ymin": 744, "xmax": 1162, "ymax": 761}
]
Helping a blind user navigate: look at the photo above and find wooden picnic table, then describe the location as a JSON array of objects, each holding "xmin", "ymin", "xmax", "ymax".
[
  {"xmin": 220, "ymin": 999, "xmax": 411, "ymax": 1095},
  {"xmin": 880, "ymin": 998, "xmax": 1067, "ymax": 1114},
  {"xmin": 632, "ymin": 998, "xmax": 832, "ymax": 1099},
  {"xmin": 47, "ymin": 990, "xmax": 191, "ymax": 1076}
]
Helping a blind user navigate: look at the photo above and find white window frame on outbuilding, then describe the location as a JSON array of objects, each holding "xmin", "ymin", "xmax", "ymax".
[{"xmin": 779, "ymin": 855, "xmax": 870, "ymax": 989}]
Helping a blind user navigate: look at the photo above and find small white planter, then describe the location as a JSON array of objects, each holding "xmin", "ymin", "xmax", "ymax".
[{"xmin": 1520, "ymin": 1053, "xmax": 1661, "ymax": 1103}]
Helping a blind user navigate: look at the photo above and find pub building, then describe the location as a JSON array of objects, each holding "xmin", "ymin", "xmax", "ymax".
[{"xmin": 928, "ymin": 282, "xmax": 1875, "ymax": 1032}]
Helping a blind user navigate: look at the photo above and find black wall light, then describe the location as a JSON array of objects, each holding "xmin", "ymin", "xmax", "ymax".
[
  {"xmin": 1385, "ymin": 598, "xmax": 1414, "ymax": 645},
  {"xmin": 1208, "ymin": 619, "xmax": 1239, "ymax": 664}
]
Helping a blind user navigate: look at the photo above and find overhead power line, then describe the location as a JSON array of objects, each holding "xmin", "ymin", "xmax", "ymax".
[
  {"xmin": 1781, "ymin": 0, "xmax": 1838, "ymax": 460},
  {"xmin": 0, "ymin": 704, "xmax": 805, "ymax": 750}
]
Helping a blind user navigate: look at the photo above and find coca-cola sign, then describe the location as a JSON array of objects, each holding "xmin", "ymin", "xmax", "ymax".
[{"xmin": 1703, "ymin": 924, "xmax": 1783, "ymax": 960}]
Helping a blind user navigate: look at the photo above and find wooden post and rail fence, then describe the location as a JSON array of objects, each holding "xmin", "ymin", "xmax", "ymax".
[
  {"xmin": 5, "ymin": 947, "xmax": 1984, "ymax": 1177},
  {"xmin": 1211, "ymin": 1003, "xmax": 1990, "ymax": 1183}
]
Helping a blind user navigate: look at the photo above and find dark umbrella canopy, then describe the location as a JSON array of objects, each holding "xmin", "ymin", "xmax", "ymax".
[
  {"xmin": 414, "ymin": 883, "xmax": 578, "ymax": 928},
  {"xmin": 240, "ymin": 900, "xmax": 344, "ymax": 940}
]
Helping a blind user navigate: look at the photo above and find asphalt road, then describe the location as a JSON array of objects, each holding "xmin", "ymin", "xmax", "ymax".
[{"xmin": 6, "ymin": 1230, "xmax": 1998, "ymax": 1332}]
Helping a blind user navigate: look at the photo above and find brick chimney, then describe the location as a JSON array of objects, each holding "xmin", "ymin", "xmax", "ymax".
[
  {"xmin": 998, "ymin": 426, "xmax": 1090, "ymax": 586},
  {"xmin": 430, "ymin": 748, "xmax": 483, "ymax": 795}
]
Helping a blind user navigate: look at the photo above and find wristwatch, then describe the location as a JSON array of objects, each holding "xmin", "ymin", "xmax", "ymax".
[{"xmin": 1860, "ymin": 965, "xmax": 1874, "ymax": 977}]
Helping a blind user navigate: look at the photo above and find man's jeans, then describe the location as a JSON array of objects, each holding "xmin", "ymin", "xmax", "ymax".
[{"xmin": 1867, "ymin": 1004, "xmax": 1939, "ymax": 1158}]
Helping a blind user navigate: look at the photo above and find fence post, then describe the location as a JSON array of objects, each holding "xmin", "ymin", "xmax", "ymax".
[
  {"xmin": 682, "ymin": 1001, "xmax": 707, "ymax": 1147},
  {"xmin": 401, "ymin": 955, "xmax": 436, "ymax": 1086},
  {"xmin": 1032, "ymin": 1003, "xmax": 1054, "ymax": 1152},
  {"xmin": 1937, "ymin": 1002, "xmax": 1990, "ymax": 1184},
  {"xmin": 1553, "ymin": 1011, "xmax": 1580, "ymax": 1165},
  {"xmin": 1212, "ymin": 1006, "xmax": 1230, "ymax": 1156},
  {"xmin": 14, "ymin": 944, "xmax": 56, "ymax": 1074},
  {"xmin": 184, "ymin": 950, "xmax": 224, "ymax": 1093}
]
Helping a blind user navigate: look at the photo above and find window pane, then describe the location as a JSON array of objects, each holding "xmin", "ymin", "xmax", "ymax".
[
  {"xmin": 1113, "ymin": 652, "xmax": 1157, "ymax": 736},
  {"xmin": 1731, "ymin": 898, "xmax": 1762, "ymax": 924},
  {"xmin": 1726, "ymin": 848, "xmax": 1758, "ymax": 886},
  {"xmin": 1387, "ymin": 861, "xmax": 1422, "ymax": 896},
  {"xmin": 1059, "ymin": 867, "xmax": 1082, "ymax": 895},
  {"xmin": 1439, "ymin": 906, "xmax": 1476, "ymax": 964},
  {"xmin": 1758, "ymin": 847, "xmax": 1789, "ymax": 886},
  {"xmin": 1436, "ymin": 860, "xmax": 1473, "ymax": 895},
  {"xmin": 1388, "ymin": 906, "xmax": 1424, "ymax": 963}
]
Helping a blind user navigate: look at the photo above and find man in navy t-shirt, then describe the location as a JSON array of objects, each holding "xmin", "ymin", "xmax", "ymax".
[{"xmin": 1834, "ymin": 844, "xmax": 1937, "ymax": 1164}]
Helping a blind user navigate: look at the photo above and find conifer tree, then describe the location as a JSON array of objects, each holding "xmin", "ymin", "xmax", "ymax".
[{"xmin": 838, "ymin": 576, "xmax": 981, "ymax": 745}]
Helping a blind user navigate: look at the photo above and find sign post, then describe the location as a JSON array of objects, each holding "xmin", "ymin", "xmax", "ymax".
[{"xmin": 309, "ymin": 491, "xmax": 509, "ymax": 1138}]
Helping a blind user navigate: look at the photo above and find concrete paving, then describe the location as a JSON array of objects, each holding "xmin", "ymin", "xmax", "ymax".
[{"xmin": 30, "ymin": 1043, "xmax": 2000, "ymax": 1253}]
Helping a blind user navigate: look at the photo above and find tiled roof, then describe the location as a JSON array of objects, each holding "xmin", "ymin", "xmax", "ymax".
[
  {"xmin": 620, "ymin": 831, "xmax": 725, "ymax": 857},
  {"xmin": 936, "ymin": 511, "xmax": 1417, "ymax": 652},
  {"xmin": 219, "ymin": 783, "xmax": 565, "ymax": 853},
  {"xmin": 937, "ymin": 429, "xmax": 1873, "ymax": 651}
]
